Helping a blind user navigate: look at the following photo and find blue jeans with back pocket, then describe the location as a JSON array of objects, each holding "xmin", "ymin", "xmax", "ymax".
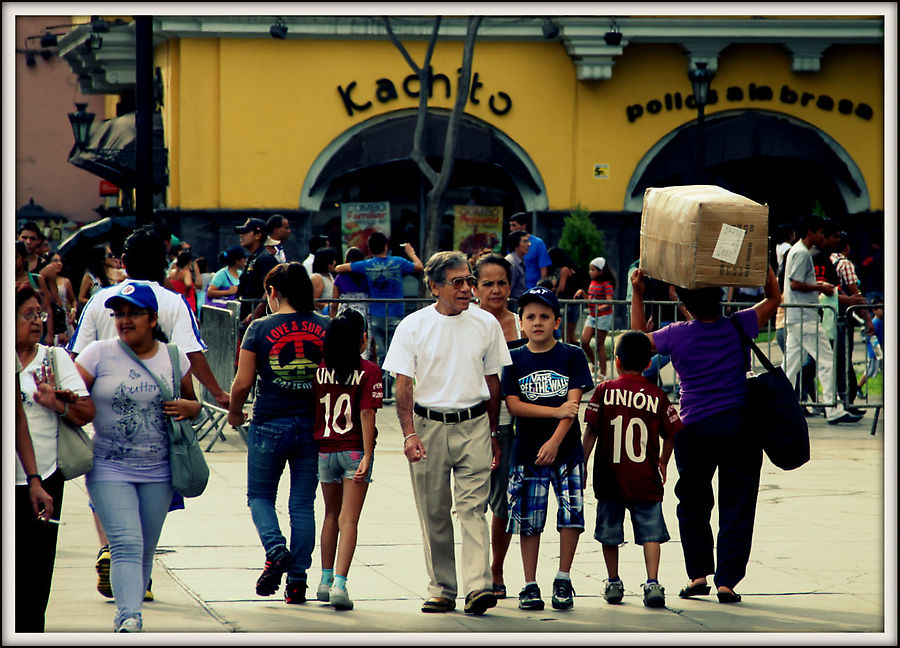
[{"xmin": 246, "ymin": 414, "xmax": 318, "ymax": 579}]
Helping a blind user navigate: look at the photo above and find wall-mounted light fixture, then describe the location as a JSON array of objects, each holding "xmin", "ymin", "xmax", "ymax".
[
  {"xmin": 541, "ymin": 18, "xmax": 559, "ymax": 40},
  {"xmin": 604, "ymin": 20, "xmax": 622, "ymax": 46},
  {"xmin": 687, "ymin": 61, "xmax": 716, "ymax": 183},
  {"xmin": 68, "ymin": 103, "xmax": 95, "ymax": 150},
  {"xmin": 270, "ymin": 17, "xmax": 288, "ymax": 39}
]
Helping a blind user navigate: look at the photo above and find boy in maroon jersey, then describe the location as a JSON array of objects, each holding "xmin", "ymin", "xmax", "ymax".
[{"xmin": 583, "ymin": 331, "xmax": 683, "ymax": 608}]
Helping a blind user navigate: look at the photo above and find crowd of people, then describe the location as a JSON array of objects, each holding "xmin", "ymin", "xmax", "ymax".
[{"xmin": 13, "ymin": 209, "xmax": 884, "ymax": 632}]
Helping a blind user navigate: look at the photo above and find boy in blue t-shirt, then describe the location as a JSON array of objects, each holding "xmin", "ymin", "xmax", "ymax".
[{"xmin": 501, "ymin": 287, "xmax": 594, "ymax": 611}]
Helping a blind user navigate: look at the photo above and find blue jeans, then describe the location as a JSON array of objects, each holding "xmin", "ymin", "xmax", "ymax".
[
  {"xmin": 246, "ymin": 415, "xmax": 318, "ymax": 579},
  {"xmin": 87, "ymin": 479, "xmax": 174, "ymax": 627}
]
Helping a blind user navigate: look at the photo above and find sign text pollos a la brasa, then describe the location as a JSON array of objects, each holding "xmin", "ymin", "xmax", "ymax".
[{"xmin": 627, "ymin": 83, "xmax": 874, "ymax": 123}]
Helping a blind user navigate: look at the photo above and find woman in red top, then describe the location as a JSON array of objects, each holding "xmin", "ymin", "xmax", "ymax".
[
  {"xmin": 167, "ymin": 250, "xmax": 197, "ymax": 314},
  {"xmin": 575, "ymin": 257, "xmax": 616, "ymax": 379},
  {"xmin": 313, "ymin": 309, "xmax": 383, "ymax": 610}
]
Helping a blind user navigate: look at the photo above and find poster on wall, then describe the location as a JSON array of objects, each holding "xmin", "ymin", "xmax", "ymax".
[
  {"xmin": 341, "ymin": 201, "xmax": 391, "ymax": 257},
  {"xmin": 453, "ymin": 205, "xmax": 503, "ymax": 257}
]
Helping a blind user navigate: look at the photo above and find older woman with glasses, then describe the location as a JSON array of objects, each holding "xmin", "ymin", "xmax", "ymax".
[
  {"xmin": 15, "ymin": 284, "xmax": 94, "ymax": 632},
  {"xmin": 74, "ymin": 282, "xmax": 200, "ymax": 632}
]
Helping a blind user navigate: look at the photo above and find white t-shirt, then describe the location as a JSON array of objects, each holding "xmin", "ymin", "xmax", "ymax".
[
  {"xmin": 383, "ymin": 304, "xmax": 512, "ymax": 410},
  {"xmin": 76, "ymin": 339, "xmax": 191, "ymax": 483},
  {"xmin": 775, "ymin": 241, "xmax": 792, "ymax": 269},
  {"xmin": 16, "ymin": 345, "xmax": 90, "ymax": 484},
  {"xmin": 782, "ymin": 239, "xmax": 817, "ymax": 325},
  {"xmin": 67, "ymin": 280, "xmax": 206, "ymax": 355}
]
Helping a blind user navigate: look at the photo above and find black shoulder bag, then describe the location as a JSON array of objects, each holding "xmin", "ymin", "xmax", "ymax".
[{"xmin": 730, "ymin": 316, "xmax": 810, "ymax": 471}]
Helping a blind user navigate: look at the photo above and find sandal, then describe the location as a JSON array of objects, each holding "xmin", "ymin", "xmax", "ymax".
[
  {"xmin": 492, "ymin": 582, "xmax": 507, "ymax": 599},
  {"xmin": 678, "ymin": 581, "xmax": 711, "ymax": 598},
  {"xmin": 717, "ymin": 589, "xmax": 742, "ymax": 603},
  {"xmin": 421, "ymin": 596, "xmax": 456, "ymax": 613}
]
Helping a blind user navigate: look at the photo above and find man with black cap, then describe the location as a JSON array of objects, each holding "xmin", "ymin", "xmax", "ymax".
[{"xmin": 235, "ymin": 218, "xmax": 278, "ymax": 324}]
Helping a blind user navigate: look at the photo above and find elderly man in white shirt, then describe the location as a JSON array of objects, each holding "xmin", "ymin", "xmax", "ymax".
[{"xmin": 383, "ymin": 250, "xmax": 511, "ymax": 616}]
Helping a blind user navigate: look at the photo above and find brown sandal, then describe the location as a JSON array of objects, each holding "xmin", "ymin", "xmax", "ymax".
[{"xmin": 421, "ymin": 596, "xmax": 456, "ymax": 613}]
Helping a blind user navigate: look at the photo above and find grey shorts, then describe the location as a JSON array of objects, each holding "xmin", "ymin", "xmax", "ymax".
[
  {"xmin": 593, "ymin": 499, "xmax": 669, "ymax": 546},
  {"xmin": 318, "ymin": 450, "xmax": 374, "ymax": 483}
]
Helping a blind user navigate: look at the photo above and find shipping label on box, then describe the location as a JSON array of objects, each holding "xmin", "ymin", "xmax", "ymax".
[{"xmin": 639, "ymin": 185, "xmax": 769, "ymax": 289}]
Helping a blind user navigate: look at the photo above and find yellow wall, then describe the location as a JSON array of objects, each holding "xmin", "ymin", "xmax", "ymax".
[{"xmin": 159, "ymin": 37, "xmax": 883, "ymax": 212}]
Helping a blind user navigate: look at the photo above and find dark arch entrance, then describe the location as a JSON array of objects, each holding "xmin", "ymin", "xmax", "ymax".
[
  {"xmin": 300, "ymin": 109, "xmax": 547, "ymax": 252},
  {"xmin": 625, "ymin": 110, "xmax": 870, "ymax": 226}
]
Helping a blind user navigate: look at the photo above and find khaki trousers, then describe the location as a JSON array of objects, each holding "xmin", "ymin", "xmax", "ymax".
[{"xmin": 409, "ymin": 413, "xmax": 492, "ymax": 599}]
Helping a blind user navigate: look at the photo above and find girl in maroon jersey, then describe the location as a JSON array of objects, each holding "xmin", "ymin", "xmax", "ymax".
[{"xmin": 313, "ymin": 310, "xmax": 383, "ymax": 610}]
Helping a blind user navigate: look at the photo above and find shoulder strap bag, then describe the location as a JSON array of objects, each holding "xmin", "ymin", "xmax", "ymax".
[
  {"xmin": 50, "ymin": 347, "xmax": 94, "ymax": 480},
  {"xmin": 730, "ymin": 316, "xmax": 810, "ymax": 471},
  {"xmin": 116, "ymin": 340, "xmax": 210, "ymax": 497}
]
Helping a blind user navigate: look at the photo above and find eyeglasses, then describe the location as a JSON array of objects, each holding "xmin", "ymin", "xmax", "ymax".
[
  {"xmin": 441, "ymin": 275, "xmax": 478, "ymax": 289},
  {"xmin": 19, "ymin": 311, "xmax": 48, "ymax": 323},
  {"xmin": 110, "ymin": 310, "xmax": 151, "ymax": 320}
]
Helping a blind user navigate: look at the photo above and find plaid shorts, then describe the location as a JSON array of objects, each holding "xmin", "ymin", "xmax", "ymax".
[{"xmin": 505, "ymin": 461, "xmax": 585, "ymax": 536}]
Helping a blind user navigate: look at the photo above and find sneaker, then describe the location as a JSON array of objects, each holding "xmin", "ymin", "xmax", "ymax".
[
  {"xmin": 518, "ymin": 583, "xmax": 544, "ymax": 610},
  {"xmin": 316, "ymin": 580, "xmax": 331, "ymax": 602},
  {"xmin": 144, "ymin": 577, "xmax": 154, "ymax": 602},
  {"xmin": 642, "ymin": 581, "xmax": 666, "ymax": 608},
  {"xmin": 329, "ymin": 584, "xmax": 354, "ymax": 610},
  {"xmin": 603, "ymin": 578, "xmax": 625, "ymax": 604},
  {"xmin": 827, "ymin": 411, "xmax": 864, "ymax": 425},
  {"xmin": 551, "ymin": 578, "xmax": 575, "ymax": 610},
  {"xmin": 256, "ymin": 545, "xmax": 294, "ymax": 596},
  {"xmin": 115, "ymin": 616, "xmax": 142, "ymax": 633},
  {"xmin": 284, "ymin": 578, "xmax": 307, "ymax": 604},
  {"xmin": 96, "ymin": 545, "xmax": 112, "ymax": 598}
]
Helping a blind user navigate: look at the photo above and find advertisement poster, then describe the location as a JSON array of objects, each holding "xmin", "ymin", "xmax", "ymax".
[
  {"xmin": 452, "ymin": 205, "xmax": 503, "ymax": 257},
  {"xmin": 341, "ymin": 201, "xmax": 391, "ymax": 257}
]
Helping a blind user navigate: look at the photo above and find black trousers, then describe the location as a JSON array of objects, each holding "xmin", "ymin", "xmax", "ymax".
[
  {"xmin": 674, "ymin": 407, "xmax": 762, "ymax": 590},
  {"xmin": 15, "ymin": 469, "xmax": 65, "ymax": 633}
]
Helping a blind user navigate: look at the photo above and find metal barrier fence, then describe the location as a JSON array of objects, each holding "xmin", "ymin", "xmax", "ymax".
[
  {"xmin": 842, "ymin": 303, "xmax": 885, "ymax": 435},
  {"xmin": 192, "ymin": 295, "xmax": 883, "ymax": 443}
]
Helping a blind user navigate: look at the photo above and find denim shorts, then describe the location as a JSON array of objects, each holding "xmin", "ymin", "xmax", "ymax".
[
  {"xmin": 506, "ymin": 461, "xmax": 585, "ymax": 536},
  {"xmin": 585, "ymin": 313, "xmax": 613, "ymax": 331},
  {"xmin": 318, "ymin": 450, "xmax": 374, "ymax": 483},
  {"xmin": 593, "ymin": 499, "xmax": 670, "ymax": 546}
]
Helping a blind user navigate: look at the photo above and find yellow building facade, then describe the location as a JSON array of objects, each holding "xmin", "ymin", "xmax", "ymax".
[{"xmin": 57, "ymin": 14, "xmax": 886, "ymax": 279}]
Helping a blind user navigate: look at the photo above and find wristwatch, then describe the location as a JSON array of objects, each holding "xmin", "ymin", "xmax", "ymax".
[
  {"xmin": 27, "ymin": 474, "xmax": 42, "ymax": 484},
  {"xmin": 490, "ymin": 431, "xmax": 500, "ymax": 438}
]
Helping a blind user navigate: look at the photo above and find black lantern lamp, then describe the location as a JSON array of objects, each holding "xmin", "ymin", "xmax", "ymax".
[
  {"xmin": 541, "ymin": 18, "xmax": 559, "ymax": 40},
  {"xmin": 40, "ymin": 30, "xmax": 59, "ymax": 48},
  {"xmin": 687, "ymin": 61, "xmax": 715, "ymax": 184},
  {"xmin": 688, "ymin": 61, "xmax": 715, "ymax": 108},
  {"xmin": 604, "ymin": 20, "xmax": 622, "ymax": 46},
  {"xmin": 270, "ymin": 17, "xmax": 288, "ymax": 39},
  {"xmin": 68, "ymin": 103, "xmax": 95, "ymax": 150}
]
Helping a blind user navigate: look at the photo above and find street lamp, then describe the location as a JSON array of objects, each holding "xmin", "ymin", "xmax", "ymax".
[
  {"xmin": 688, "ymin": 61, "xmax": 715, "ymax": 184},
  {"xmin": 68, "ymin": 103, "xmax": 95, "ymax": 150}
]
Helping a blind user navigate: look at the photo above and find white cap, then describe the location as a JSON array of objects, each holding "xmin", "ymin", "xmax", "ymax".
[{"xmin": 590, "ymin": 257, "xmax": 606, "ymax": 272}]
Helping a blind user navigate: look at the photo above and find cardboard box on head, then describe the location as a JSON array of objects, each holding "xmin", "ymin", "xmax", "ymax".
[{"xmin": 639, "ymin": 185, "xmax": 769, "ymax": 290}]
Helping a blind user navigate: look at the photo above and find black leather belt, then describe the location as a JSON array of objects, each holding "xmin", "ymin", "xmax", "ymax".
[{"xmin": 413, "ymin": 402, "xmax": 487, "ymax": 424}]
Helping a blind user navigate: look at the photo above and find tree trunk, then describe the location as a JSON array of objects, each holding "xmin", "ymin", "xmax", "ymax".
[{"xmin": 384, "ymin": 16, "xmax": 483, "ymax": 260}]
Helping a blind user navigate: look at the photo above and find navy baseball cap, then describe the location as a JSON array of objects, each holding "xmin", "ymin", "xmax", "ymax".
[
  {"xmin": 517, "ymin": 286, "xmax": 560, "ymax": 318},
  {"xmin": 104, "ymin": 281, "xmax": 158, "ymax": 312},
  {"xmin": 234, "ymin": 218, "xmax": 266, "ymax": 234}
]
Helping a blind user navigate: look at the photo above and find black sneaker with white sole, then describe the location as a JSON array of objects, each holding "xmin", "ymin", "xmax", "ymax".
[
  {"xmin": 551, "ymin": 578, "xmax": 575, "ymax": 609},
  {"xmin": 518, "ymin": 583, "xmax": 544, "ymax": 610}
]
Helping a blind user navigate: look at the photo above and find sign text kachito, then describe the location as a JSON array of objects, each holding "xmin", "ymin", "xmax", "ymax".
[{"xmin": 338, "ymin": 66, "xmax": 512, "ymax": 118}]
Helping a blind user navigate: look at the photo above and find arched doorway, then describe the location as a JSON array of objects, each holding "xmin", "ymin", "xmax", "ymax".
[
  {"xmin": 300, "ymin": 109, "xmax": 547, "ymax": 251},
  {"xmin": 625, "ymin": 110, "xmax": 870, "ymax": 225}
]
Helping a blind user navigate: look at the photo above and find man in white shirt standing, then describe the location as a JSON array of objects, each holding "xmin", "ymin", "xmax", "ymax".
[
  {"xmin": 383, "ymin": 251, "xmax": 512, "ymax": 616},
  {"xmin": 781, "ymin": 214, "xmax": 861, "ymax": 425}
]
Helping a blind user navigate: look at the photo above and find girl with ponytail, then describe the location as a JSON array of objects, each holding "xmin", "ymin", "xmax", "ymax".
[{"xmin": 312, "ymin": 309, "xmax": 383, "ymax": 610}]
